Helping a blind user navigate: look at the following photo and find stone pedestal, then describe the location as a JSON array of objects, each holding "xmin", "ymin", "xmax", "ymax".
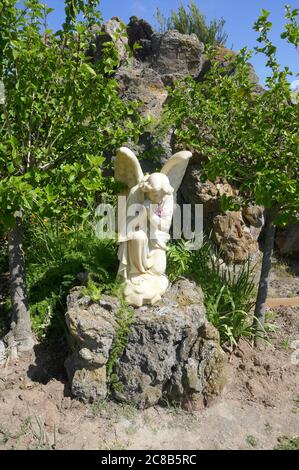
[{"xmin": 65, "ymin": 279, "xmax": 227, "ymax": 409}]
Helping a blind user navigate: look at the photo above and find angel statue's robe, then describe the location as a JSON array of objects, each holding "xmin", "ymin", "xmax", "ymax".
[{"xmin": 117, "ymin": 184, "xmax": 174, "ymax": 281}]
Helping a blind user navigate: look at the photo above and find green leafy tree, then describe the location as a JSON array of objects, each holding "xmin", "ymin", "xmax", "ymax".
[
  {"xmin": 163, "ymin": 6, "xmax": 299, "ymax": 342},
  {"xmin": 155, "ymin": 0, "xmax": 227, "ymax": 46},
  {"xmin": 0, "ymin": 0, "xmax": 144, "ymax": 354}
]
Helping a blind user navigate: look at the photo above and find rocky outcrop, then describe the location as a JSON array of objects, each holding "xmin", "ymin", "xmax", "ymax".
[
  {"xmin": 151, "ymin": 30, "xmax": 205, "ymax": 85},
  {"xmin": 95, "ymin": 17, "xmax": 206, "ymax": 162},
  {"xmin": 65, "ymin": 279, "xmax": 227, "ymax": 409},
  {"xmin": 115, "ymin": 63, "xmax": 172, "ymax": 164},
  {"xmin": 89, "ymin": 17, "xmax": 129, "ymax": 64},
  {"xmin": 116, "ymin": 65, "xmax": 168, "ymax": 122},
  {"xmin": 180, "ymin": 166, "xmax": 263, "ymax": 262},
  {"xmin": 126, "ymin": 18, "xmax": 205, "ymax": 85},
  {"xmin": 213, "ymin": 211, "xmax": 259, "ymax": 263},
  {"xmin": 127, "ymin": 16, "xmax": 154, "ymax": 61}
]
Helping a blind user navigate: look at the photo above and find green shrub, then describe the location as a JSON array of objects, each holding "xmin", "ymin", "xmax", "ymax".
[
  {"xmin": 167, "ymin": 240, "xmax": 194, "ymax": 282},
  {"xmin": 23, "ymin": 216, "xmax": 118, "ymax": 339},
  {"xmin": 275, "ymin": 436, "xmax": 299, "ymax": 450},
  {"xmin": 155, "ymin": 0, "xmax": 228, "ymax": 46}
]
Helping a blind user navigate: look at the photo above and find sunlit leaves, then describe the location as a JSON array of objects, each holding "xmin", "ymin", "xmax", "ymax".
[
  {"xmin": 0, "ymin": 0, "xmax": 144, "ymax": 229},
  {"xmin": 163, "ymin": 5, "xmax": 299, "ymax": 227}
]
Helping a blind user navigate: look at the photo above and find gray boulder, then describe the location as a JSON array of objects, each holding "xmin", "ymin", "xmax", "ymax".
[
  {"xmin": 115, "ymin": 64, "xmax": 173, "ymax": 164},
  {"xmin": 116, "ymin": 65, "xmax": 168, "ymax": 122},
  {"xmin": 151, "ymin": 30, "xmax": 205, "ymax": 85},
  {"xmin": 127, "ymin": 16, "xmax": 154, "ymax": 61},
  {"xmin": 89, "ymin": 17, "xmax": 129, "ymax": 65},
  {"xmin": 65, "ymin": 280, "xmax": 227, "ymax": 409}
]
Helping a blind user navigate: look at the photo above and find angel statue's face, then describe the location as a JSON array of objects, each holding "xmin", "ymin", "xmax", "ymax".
[
  {"xmin": 145, "ymin": 173, "xmax": 173, "ymax": 204},
  {"xmin": 149, "ymin": 189, "xmax": 164, "ymax": 204}
]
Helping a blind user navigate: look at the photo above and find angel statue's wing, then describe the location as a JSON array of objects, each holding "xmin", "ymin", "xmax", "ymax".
[
  {"xmin": 114, "ymin": 147, "xmax": 144, "ymax": 189},
  {"xmin": 161, "ymin": 150, "xmax": 192, "ymax": 193}
]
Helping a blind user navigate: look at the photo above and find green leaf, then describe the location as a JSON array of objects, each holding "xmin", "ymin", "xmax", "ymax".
[{"xmin": 80, "ymin": 63, "xmax": 97, "ymax": 77}]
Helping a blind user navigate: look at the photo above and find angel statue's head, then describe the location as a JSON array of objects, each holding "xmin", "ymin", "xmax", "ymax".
[{"xmin": 139, "ymin": 173, "xmax": 174, "ymax": 204}]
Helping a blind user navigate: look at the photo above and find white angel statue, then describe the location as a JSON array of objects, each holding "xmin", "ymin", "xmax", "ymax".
[{"xmin": 115, "ymin": 147, "xmax": 192, "ymax": 307}]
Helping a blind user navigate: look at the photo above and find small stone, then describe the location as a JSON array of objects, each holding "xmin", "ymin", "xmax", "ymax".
[
  {"xmin": 245, "ymin": 381, "xmax": 254, "ymax": 394},
  {"xmin": 0, "ymin": 341, "xmax": 6, "ymax": 364},
  {"xmin": 58, "ymin": 425, "xmax": 70, "ymax": 435},
  {"xmin": 181, "ymin": 395, "xmax": 205, "ymax": 412},
  {"xmin": 19, "ymin": 380, "xmax": 35, "ymax": 390}
]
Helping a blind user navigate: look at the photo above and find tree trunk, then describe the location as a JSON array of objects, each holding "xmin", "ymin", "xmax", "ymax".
[
  {"xmin": 5, "ymin": 213, "xmax": 34, "ymax": 354},
  {"xmin": 254, "ymin": 212, "xmax": 276, "ymax": 345}
]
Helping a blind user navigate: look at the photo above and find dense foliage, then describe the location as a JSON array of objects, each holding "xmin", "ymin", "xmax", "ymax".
[
  {"xmin": 164, "ymin": 11, "xmax": 299, "ymax": 218},
  {"xmin": 0, "ymin": 0, "xmax": 145, "ymax": 351},
  {"xmin": 0, "ymin": 0, "xmax": 144, "ymax": 228},
  {"xmin": 155, "ymin": 0, "xmax": 227, "ymax": 46},
  {"xmin": 163, "ymin": 6, "xmax": 299, "ymax": 334}
]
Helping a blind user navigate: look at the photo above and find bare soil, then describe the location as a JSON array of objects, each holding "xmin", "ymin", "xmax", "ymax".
[{"xmin": 0, "ymin": 260, "xmax": 298, "ymax": 450}]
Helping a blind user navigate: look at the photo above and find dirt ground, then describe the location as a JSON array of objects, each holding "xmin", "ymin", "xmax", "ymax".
[{"xmin": 0, "ymin": 260, "xmax": 298, "ymax": 450}]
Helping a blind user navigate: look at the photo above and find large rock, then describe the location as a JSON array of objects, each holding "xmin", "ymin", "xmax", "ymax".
[
  {"xmin": 213, "ymin": 211, "xmax": 259, "ymax": 263},
  {"xmin": 151, "ymin": 30, "xmax": 204, "ymax": 85},
  {"xmin": 181, "ymin": 168, "xmax": 238, "ymax": 231},
  {"xmin": 65, "ymin": 280, "xmax": 227, "ymax": 409},
  {"xmin": 115, "ymin": 64, "xmax": 172, "ymax": 165},
  {"xmin": 88, "ymin": 17, "xmax": 129, "ymax": 65},
  {"xmin": 127, "ymin": 16, "xmax": 154, "ymax": 61},
  {"xmin": 116, "ymin": 65, "xmax": 168, "ymax": 122}
]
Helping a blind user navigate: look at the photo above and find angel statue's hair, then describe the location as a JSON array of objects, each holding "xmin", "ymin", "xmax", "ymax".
[{"xmin": 139, "ymin": 173, "xmax": 174, "ymax": 196}]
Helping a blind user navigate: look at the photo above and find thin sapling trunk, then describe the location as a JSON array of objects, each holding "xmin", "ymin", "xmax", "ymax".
[
  {"xmin": 5, "ymin": 212, "xmax": 34, "ymax": 354},
  {"xmin": 254, "ymin": 210, "xmax": 276, "ymax": 345}
]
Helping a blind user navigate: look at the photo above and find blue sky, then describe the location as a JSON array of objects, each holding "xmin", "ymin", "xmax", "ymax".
[{"xmin": 17, "ymin": 0, "xmax": 299, "ymax": 86}]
